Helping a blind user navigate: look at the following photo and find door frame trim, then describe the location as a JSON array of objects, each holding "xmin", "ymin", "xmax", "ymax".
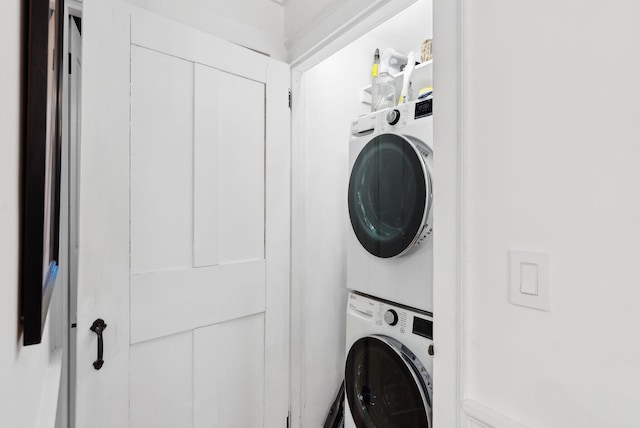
[
  {"xmin": 289, "ymin": 0, "xmax": 465, "ymax": 426},
  {"xmin": 57, "ymin": 6, "xmax": 82, "ymax": 427}
]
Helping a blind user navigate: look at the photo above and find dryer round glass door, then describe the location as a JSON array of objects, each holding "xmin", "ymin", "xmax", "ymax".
[
  {"xmin": 345, "ymin": 335, "xmax": 432, "ymax": 428},
  {"xmin": 348, "ymin": 133, "xmax": 432, "ymax": 258}
]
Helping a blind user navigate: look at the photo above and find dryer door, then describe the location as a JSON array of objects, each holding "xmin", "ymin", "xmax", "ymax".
[
  {"xmin": 348, "ymin": 133, "xmax": 432, "ymax": 258},
  {"xmin": 345, "ymin": 335, "xmax": 432, "ymax": 428}
]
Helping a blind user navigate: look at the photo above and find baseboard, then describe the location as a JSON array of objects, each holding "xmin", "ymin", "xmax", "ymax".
[{"xmin": 463, "ymin": 400, "xmax": 529, "ymax": 428}]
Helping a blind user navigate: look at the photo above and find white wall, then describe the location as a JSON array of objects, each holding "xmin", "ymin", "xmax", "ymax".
[
  {"xmin": 124, "ymin": 0, "xmax": 286, "ymax": 60},
  {"xmin": 0, "ymin": 1, "xmax": 61, "ymax": 427},
  {"xmin": 295, "ymin": 3, "xmax": 432, "ymax": 426},
  {"xmin": 297, "ymin": 37, "xmax": 369, "ymax": 428},
  {"xmin": 463, "ymin": 1, "xmax": 640, "ymax": 426}
]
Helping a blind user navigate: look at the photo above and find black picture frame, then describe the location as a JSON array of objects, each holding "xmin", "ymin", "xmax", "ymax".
[{"xmin": 21, "ymin": 0, "xmax": 65, "ymax": 346}]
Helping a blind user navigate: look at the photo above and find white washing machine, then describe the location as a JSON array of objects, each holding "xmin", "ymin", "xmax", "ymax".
[
  {"xmin": 347, "ymin": 98, "xmax": 434, "ymax": 312},
  {"xmin": 345, "ymin": 292, "xmax": 433, "ymax": 428}
]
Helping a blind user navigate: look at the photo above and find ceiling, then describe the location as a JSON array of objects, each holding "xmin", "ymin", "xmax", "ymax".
[{"xmin": 367, "ymin": 0, "xmax": 432, "ymax": 55}]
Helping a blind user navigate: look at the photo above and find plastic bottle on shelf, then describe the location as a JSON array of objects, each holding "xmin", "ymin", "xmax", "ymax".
[
  {"xmin": 372, "ymin": 48, "xmax": 406, "ymax": 111},
  {"xmin": 371, "ymin": 65, "xmax": 395, "ymax": 112}
]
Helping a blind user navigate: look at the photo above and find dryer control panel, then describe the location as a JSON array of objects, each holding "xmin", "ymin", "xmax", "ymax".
[
  {"xmin": 414, "ymin": 98, "xmax": 433, "ymax": 119},
  {"xmin": 350, "ymin": 114, "xmax": 378, "ymax": 136},
  {"xmin": 379, "ymin": 99, "xmax": 433, "ymax": 134}
]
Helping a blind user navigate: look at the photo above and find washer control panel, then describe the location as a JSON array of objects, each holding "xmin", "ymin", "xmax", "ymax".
[
  {"xmin": 348, "ymin": 292, "xmax": 433, "ymax": 340},
  {"xmin": 347, "ymin": 292, "xmax": 376, "ymax": 317},
  {"xmin": 412, "ymin": 315, "xmax": 433, "ymax": 340},
  {"xmin": 376, "ymin": 303, "xmax": 408, "ymax": 333}
]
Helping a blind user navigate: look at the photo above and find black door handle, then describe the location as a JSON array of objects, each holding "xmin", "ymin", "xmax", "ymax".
[{"xmin": 90, "ymin": 318, "xmax": 107, "ymax": 370}]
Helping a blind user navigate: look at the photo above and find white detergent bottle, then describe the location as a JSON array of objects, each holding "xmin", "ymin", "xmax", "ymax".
[{"xmin": 400, "ymin": 51, "xmax": 417, "ymax": 104}]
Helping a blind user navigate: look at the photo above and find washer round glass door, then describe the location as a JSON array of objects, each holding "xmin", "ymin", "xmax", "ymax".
[
  {"xmin": 345, "ymin": 336, "xmax": 432, "ymax": 428},
  {"xmin": 348, "ymin": 133, "xmax": 432, "ymax": 258}
]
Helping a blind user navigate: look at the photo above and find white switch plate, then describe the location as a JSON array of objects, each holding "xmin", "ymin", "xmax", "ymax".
[{"xmin": 509, "ymin": 250, "xmax": 551, "ymax": 311}]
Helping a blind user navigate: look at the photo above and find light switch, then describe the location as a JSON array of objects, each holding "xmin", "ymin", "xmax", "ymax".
[
  {"xmin": 510, "ymin": 250, "xmax": 551, "ymax": 311},
  {"xmin": 519, "ymin": 263, "xmax": 538, "ymax": 296}
]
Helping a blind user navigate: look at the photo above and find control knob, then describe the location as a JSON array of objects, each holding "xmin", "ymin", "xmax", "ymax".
[
  {"xmin": 386, "ymin": 109, "xmax": 400, "ymax": 125},
  {"xmin": 384, "ymin": 309, "xmax": 399, "ymax": 326}
]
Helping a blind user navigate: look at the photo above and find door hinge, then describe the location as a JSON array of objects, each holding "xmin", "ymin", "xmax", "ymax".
[
  {"xmin": 68, "ymin": 53, "xmax": 72, "ymax": 74},
  {"xmin": 288, "ymin": 89, "xmax": 292, "ymax": 109}
]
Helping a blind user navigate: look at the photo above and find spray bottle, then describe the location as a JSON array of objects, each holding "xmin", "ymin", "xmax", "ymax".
[{"xmin": 370, "ymin": 49, "xmax": 380, "ymax": 112}]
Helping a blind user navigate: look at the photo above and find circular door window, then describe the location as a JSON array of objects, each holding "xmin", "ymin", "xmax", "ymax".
[
  {"xmin": 345, "ymin": 336, "xmax": 431, "ymax": 428},
  {"xmin": 348, "ymin": 134, "xmax": 431, "ymax": 258}
]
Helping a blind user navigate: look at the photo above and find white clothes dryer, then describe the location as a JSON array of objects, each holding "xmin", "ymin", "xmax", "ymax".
[
  {"xmin": 345, "ymin": 292, "xmax": 433, "ymax": 428},
  {"xmin": 347, "ymin": 99, "xmax": 434, "ymax": 312}
]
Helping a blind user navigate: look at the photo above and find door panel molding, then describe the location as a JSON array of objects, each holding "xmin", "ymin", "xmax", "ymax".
[
  {"xmin": 130, "ymin": 45, "xmax": 195, "ymax": 274},
  {"xmin": 130, "ymin": 331, "xmax": 194, "ymax": 427},
  {"xmin": 130, "ymin": 261, "xmax": 267, "ymax": 344},
  {"xmin": 131, "ymin": 11, "xmax": 268, "ymax": 84},
  {"xmin": 194, "ymin": 314, "xmax": 266, "ymax": 428},
  {"xmin": 193, "ymin": 65, "xmax": 221, "ymax": 268}
]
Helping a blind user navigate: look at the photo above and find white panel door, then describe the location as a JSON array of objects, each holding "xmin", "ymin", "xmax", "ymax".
[{"xmin": 76, "ymin": 2, "xmax": 290, "ymax": 427}]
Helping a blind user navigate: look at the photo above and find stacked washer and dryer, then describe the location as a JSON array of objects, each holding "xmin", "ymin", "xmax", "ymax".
[{"xmin": 345, "ymin": 98, "xmax": 434, "ymax": 428}]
